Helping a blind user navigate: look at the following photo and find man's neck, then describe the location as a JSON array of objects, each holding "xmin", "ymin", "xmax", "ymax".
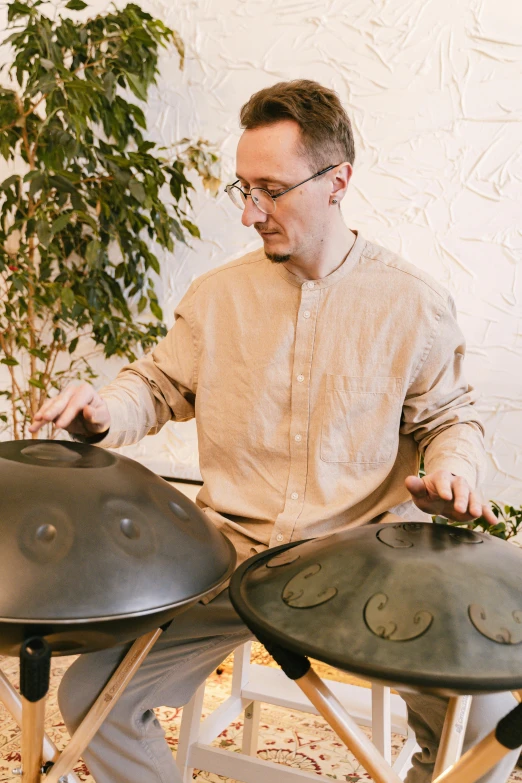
[{"xmin": 282, "ymin": 224, "xmax": 357, "ymax": 281}]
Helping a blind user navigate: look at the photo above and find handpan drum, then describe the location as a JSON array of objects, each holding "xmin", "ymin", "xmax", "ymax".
[
  {"xmin": 0, "ymin": 439, "xmax": 235, "ymax": 656},
  {"xmin": 230, "ymin": 522, "xmax": 522, "ymax": 696}
]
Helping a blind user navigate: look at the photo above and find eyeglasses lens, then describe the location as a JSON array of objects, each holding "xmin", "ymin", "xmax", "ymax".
[
  {"xmin": 227, "ymin": 186, "xmax": 246, "ymax": 210},
  {"xmin": 251, "ymin": 190, "xmax": 276, "ymax": 215},
  {"xmin": 226, "ymin": 186, "xmax": 276, "ymax": 215}
]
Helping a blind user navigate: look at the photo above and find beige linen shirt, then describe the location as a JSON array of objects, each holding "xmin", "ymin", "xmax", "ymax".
[{"xmin": 98, "ymin": 232, "xmax": 486, "ymax": 592}]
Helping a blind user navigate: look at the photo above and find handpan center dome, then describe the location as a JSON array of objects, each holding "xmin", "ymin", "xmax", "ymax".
[{"xmin": 0, "ymin": 440, "xmax": 235, "ymax": 655}]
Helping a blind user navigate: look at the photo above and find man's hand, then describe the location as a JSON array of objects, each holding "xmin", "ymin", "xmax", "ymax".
[
  {"xmin": 405, "ymin": 470, "xmax": 497, "ymax": 525},
  {"xmin": 29, "ymin": 382, "xmax": 110, "ymax": 438}
]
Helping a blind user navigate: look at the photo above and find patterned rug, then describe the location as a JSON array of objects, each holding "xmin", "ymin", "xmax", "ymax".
[{"xmin": 0, "ymin": 643, "xmax": 521, "ymax": 782}]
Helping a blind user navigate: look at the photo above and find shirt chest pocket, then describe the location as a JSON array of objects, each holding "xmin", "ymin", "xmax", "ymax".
[{"xmin": 321, "ymin": 375, "xmax": 403, "ymax": 464}]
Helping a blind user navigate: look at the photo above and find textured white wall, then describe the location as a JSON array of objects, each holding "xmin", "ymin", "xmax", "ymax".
[{"xmin": 1, "ymin": 0, "xmax": 521, "ymax": 502}]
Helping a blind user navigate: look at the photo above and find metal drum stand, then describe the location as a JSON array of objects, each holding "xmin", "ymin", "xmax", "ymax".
[{"xmin": 230, "ymin": 523, "xmax": 522, "ymax": 783}]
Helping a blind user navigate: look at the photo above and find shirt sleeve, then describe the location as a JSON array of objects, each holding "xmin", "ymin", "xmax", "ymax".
[
  {"xmin": 96, "ymin": 286, "xmax": 197, "ymax": 449},
  {"xmin": 400, "ymin": 294, "xmax": 487, "ymax": 490}
]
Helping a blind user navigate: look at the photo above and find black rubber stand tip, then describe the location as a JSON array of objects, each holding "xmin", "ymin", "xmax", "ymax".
[
  {"xmin": 20, "ymin": 637, "xmax": 51, "ymax": 703},
  {"xmin": 254, "ymin": 631, "xmax": 310, "ymax": 680},
  {"xmin": 495, "ymin": 701, "xmax": 522, "ymax": 750}
]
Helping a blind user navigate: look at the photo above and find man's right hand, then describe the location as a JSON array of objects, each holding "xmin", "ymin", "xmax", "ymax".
[{"xmin": 29, "ymin": 382, "xmax": 111, "ymax": 438}]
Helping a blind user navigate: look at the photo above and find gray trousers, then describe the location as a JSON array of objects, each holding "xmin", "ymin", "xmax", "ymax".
[{"xmin": 58, "ymin": 591, "xmax": 520, "ymax": 783}]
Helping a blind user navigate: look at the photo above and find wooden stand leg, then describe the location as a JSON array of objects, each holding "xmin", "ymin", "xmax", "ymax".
[
  {"xmin": 296, "ymin": 667, "xmax": 403, "ymax": 783},
  {"xmin": 432, "ymin": 695, "xmax": 472, "ymax": 778},
  {"xmin": 0, "ymin": 668, "xmax": 80, "ymax": 783},
  {"xmin": 21, "ymin": 695, "xmax": 46, "ymax": 783},
  {"xmin": 45, "ymin": 628, "xmax": 162, "ymax": 783},
  {"xmin": 432, "ymin": 731, "xmax": 509, "ymax": 783}
]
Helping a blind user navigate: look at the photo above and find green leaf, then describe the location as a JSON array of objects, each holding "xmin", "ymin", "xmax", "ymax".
[
  {"xmin": 28, "ymin": 378, "xmax": 46, "ymax": 389},
  {"xmin": 149, "ymin": 299, "xmax": 163, "ymax": 320},
  {"xmin": 36, "ymin": 220, "xmax": 51, "ymax": 247},
  {"xmin": 7, "ymin": 2, "xmax": 33, "ymax": 21},
  {"xmin": 52, "ymin": 213, "xmax": 72, "ymax": 234},
  {"xmin": 65, "ymin": 0, "xmax": 88, "ymax": 9},
  {"xmin": 40, "ymin": 58, "xmax": 54, "ymax": 71},
  {"xmin": 127, "ymin": 73, "xmax": 148, "ymax": 102},
  {"xmin": 85, "ymin": 239, "xmax": 101, "ymax": 266},
  {"xmin": 68, "ymin": 336, "xmax": 79, "ymax": 353},
  {"xmin": 137, "ymin": 295, "xmax": 147, "ymax": 313},
  {"xmin": 129, "ymin": 180, "xmax": 146, "ymax": 203},
  {"xmin": 1, "ymin": 357, "xmax": 19, "ymax": 366},
  {"xmin": 181, "ymin": 219, "xmax": 201, "ymax": 239},
  {"xmin": 61, "ymin": 287, "xmax": 75, "ymax": 308}
]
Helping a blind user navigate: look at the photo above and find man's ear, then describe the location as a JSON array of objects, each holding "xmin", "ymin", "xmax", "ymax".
[{"xmin": 330, "ymin": 162, "xmax": 353, "ymax": 203}]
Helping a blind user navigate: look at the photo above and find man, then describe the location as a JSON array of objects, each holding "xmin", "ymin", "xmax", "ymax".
[{"xmin": 31, "ymin": 80, "xmax": 518, "ymax": 783}]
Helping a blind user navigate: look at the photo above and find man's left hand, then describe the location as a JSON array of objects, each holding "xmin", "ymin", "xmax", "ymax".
[{"xmin": 405, "ymin": 470, "xmax": 497, "ymax": 525}]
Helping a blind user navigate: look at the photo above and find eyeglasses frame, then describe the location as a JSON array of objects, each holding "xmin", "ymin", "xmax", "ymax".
[{"xmin": 224, "ymin": 163, "xmax": 341, "ymax": 214}]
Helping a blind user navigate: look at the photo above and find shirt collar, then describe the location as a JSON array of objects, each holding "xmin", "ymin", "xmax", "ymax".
[{"xmin": 273, "ymin": 230, "xmax": 367, "ymax": 290}]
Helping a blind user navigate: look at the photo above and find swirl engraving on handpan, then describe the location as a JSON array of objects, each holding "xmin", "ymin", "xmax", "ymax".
[
  {"xmin": 364, "ymin": 592, "xmax": 433, "ymax": 641},
  {"xmin": 468, "ymin": 604, "xmax": 522, "ymax": 644},
  {"xmin": 266, "ymin": 549, "xmax": 301, "ymax": 568},
  {"xmin": 282, "ymin": 563, "xmax": 338, "ymax": 608},
  {"xmin": 376, "ymin": 523, "xmax": 422, "ymax": 549}
]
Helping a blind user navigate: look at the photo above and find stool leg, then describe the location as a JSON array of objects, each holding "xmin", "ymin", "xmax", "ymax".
[
  {"xmin": 176, "ymin": 680, "xmax": 206, "ymax": 783},
  {"xmin": 296, "ymin": 667, "xmax": 403, "ymax": 783},
  {"xmin": 242, "ymin": 701, "xmax": 261, "ymax": 756},
  {"xmin": 45, "ymin": 628, "xmax": 162, "ymax": 783},
  {"xmin": 372, "ymin": 684, "xmax": 392, "ymax": 762},
  {"xmin": 21, "ymin": 695, "xmax": 46, "ymax": 783},
  {"xmin": 432, "ymin": 695, "xmax": 472, "ymax": 778}
]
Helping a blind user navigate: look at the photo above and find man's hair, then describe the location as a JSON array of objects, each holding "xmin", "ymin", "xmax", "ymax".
[{"xmin": 239, "ymin": 79, "xmax": 355, "ymax": 170}]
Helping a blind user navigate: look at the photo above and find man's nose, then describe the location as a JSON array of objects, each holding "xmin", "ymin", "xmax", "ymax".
[{"xmin": 241, "ymin": 196, "xmax": 266, "ymax": 227}]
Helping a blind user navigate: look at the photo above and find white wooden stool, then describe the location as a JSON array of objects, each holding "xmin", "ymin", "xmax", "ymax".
[{"xmin": 176, "ymin": 641, "xmax": 418, "ymax": 782}]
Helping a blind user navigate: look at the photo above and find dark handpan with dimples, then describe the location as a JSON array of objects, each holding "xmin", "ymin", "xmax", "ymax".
[
  {"xmin": 0, "ymin": 440, "xmax": 235, "ymax": 656},
  {"xmin": 230, "ymin": 522, "xmax": 522, "ymax": 696}
]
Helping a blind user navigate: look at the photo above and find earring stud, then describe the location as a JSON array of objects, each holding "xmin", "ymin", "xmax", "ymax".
[{"xmin": 331, "ymin": 199, "xmax": 338, "ymax": 204}]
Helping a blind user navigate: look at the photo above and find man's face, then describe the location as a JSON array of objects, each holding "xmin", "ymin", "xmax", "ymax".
[{"xmin": 235, "ymin": 120, "xmax": 334, "ymax": 262}]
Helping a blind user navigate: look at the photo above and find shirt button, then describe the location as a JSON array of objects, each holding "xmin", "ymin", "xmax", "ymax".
[
  {"xmin": 303, "ymin": 310, "xmax": 311, "ymax": 319},
  {"xmin": 294, "ymin": 433, "xmax": 302, "ymax": 442},
  {"xmin": 291, "ymin": 492, "xmax": 299, "ymax": 500},
  {"xmin": 307, "ymin": 281, "xmax": 315, "ymax": 289},
  {"xmin": 297, "ymin": 374, "xmax": 304, "ymax": 383},
  {"xmin": 276, "ymin": 533, "xmax": 284, "ymax": 542}
]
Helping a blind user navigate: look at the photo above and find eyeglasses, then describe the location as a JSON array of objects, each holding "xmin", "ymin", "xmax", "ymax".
[{"xmin": 224, "ymin": 164, "xmax": 340, "ymax": 215}]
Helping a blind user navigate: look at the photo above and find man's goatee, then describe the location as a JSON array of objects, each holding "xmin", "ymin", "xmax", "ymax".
[{"xmin": 266, "ymin": 252, "xmax": 291, "ymax": 263}]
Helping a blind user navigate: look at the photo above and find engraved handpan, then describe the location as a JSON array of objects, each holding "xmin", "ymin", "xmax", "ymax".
[
  {"xmin": 230, "ymin": 523, "xmax": 522, "ymax": 695},
  {"xmin": 0, "ymin": 440, "xmax": 235, "ymax": 656}
]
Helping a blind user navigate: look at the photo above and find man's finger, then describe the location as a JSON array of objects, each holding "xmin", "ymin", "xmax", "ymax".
[
  {"xmin": 468, "ymin": 491, "xmax": 483, "ymax": 519},
  {"xmin": 431, "ymin": 473, "xmax": 453, "ymax": 502},
  {"xmin": 449, "ymin": 476, "xmax": 470, "ymax": 515},
  {"xmin": 54, "ymin": 388, "xmax": 95, "ymax": 430},
  {"xmin": 405, "ymin": 475, "xmax": 428, "ymax": 498},
  {"xmin": 28, "ymin": 385, "xmax": 78, "ymax": 432},
  {"xmin": 82, "ymin": 402, "xmax": 109, "ymax": 433},
  {"xmin": 480, "ymin": 503, "xmax": 498, "ymax": 527}
]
